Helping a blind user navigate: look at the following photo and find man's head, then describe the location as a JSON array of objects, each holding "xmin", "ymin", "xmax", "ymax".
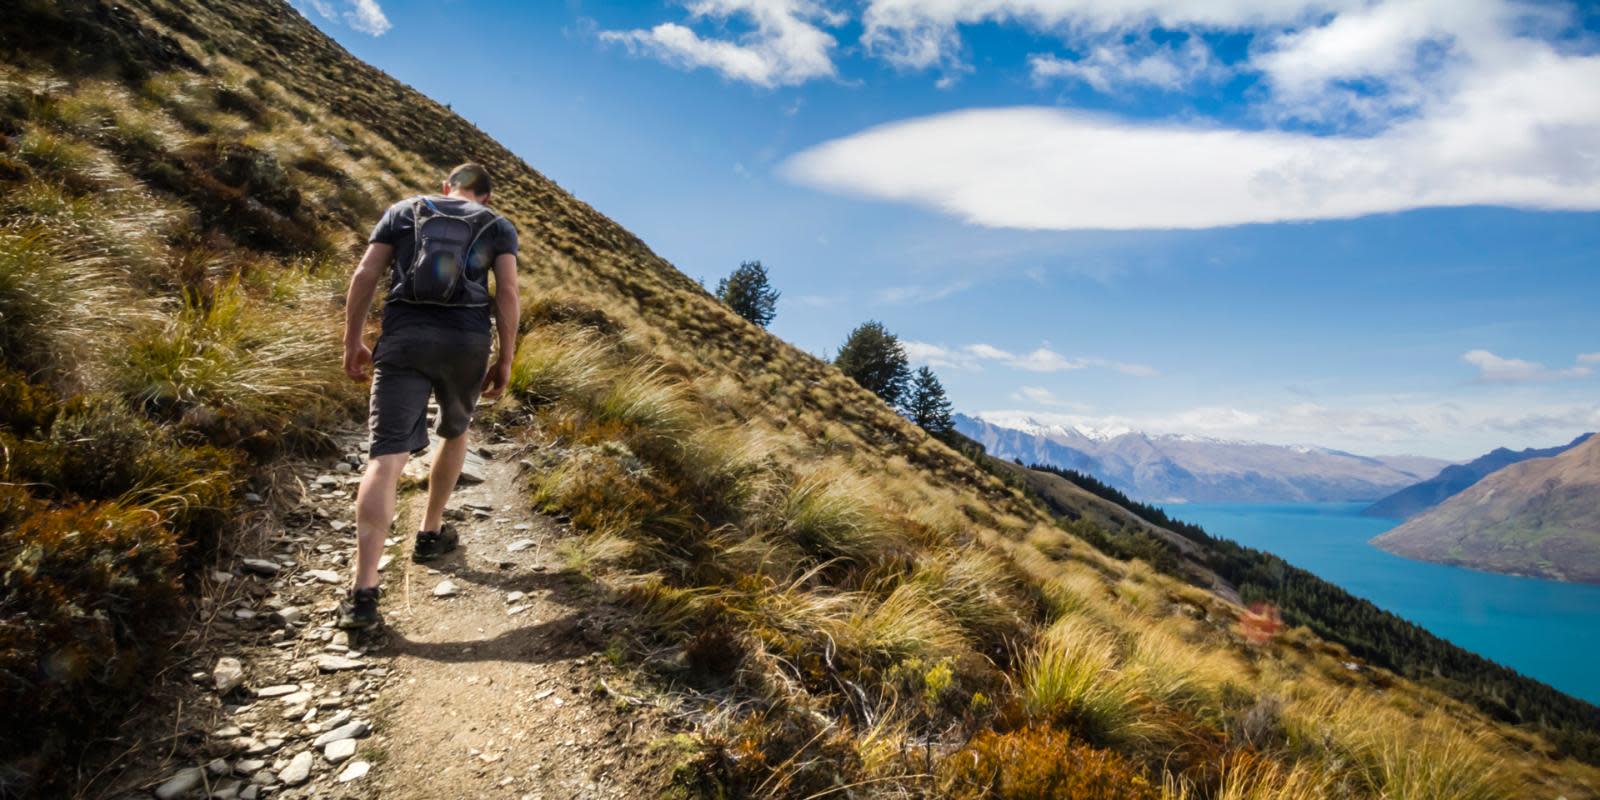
[{"xmin": 443, "ymin": 162, "xmax": 492, "ymax": 203}]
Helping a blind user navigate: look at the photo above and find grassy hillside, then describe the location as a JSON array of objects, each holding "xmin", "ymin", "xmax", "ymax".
[
  {"xmin": 1374, "ymin": 435, "xmax": 1600, "ymax": 584},
  {"xmin": 2, "ymin": 1, "xmax": 1598, "ymax": 797}
]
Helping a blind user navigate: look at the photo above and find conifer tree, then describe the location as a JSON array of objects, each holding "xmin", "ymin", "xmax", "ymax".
[
  {"xmin": 834, "ymin": 321, "xmax": 911, "ymax": 407},
  {"xmin": 715, "ymin": 260, "xmax": 779, "ymax": 328},
  {"xmin": 905, "ymin": 366, "xmax": 955, "ymax": 437}
]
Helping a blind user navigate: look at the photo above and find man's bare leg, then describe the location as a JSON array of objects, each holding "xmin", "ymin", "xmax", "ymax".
[
  {"xmin": 353, "ymin": 452, "xmax": 408, "ymax": 590},
  {"xmin": 422, "ymin": 431, "xmax": 469, "ymax": 533}
]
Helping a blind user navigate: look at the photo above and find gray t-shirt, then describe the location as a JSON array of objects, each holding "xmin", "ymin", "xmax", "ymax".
[{"xmin": 368, "ymin": 195, "xmax": 519, "ymax": 334}]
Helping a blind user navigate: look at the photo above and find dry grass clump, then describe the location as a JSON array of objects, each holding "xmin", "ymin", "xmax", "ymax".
[
  {"xmin": 112, "ymin": 278, "xmax": 352, "ymax": 451},
  {"xmin": 771, "ymin": 466, "xmax": 895, "ymax": 565},
  {"xmin": 508, "ymin": 325, "xmax": 613, "ymax": 406},
  {"xmin": 1021, "ymin": 617, "xmax": 1142, "ymax": 744}
]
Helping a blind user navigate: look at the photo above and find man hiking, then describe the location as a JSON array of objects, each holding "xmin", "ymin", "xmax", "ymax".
[{"xmin": 337, "ymin": 162, "xmax": 520, "ymax": 630}]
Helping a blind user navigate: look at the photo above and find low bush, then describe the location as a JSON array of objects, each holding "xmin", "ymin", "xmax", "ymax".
[
  {"xmin": 0, "ymin": 491, "xmax": 183, "ymax": 762},
  {"xmin": 939, "ymin": 725, "xmax": 1158, "ymax": 800}
]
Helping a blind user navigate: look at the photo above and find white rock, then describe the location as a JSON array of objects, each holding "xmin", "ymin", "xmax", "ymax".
[
  {"xmin": 506, "ymin": 539, "xmax": 535, "ymax": 553},
  {"xmin": 505, "ymin": 591, "xmax": 526, "ymax": 603},
  {"xmin": 377, "ymin": 554, "xmax": 393, "ymax": 571},
  {"xmin": 154, "ymin": 766, "xmax": 203, "ymax": 799},
  {"xmin": 432, "ymin": 579, "xmax": 460, "ymax": 598},
  {"xmin": 314, "ymin": 474, "xmax": 341, "ymax": 488},
  {"xmin": 512, "ymin": 523, "xmax": 532, "ymax": 531},
  {"xmin": 315, "ymin": 654, "xmax": 364, "ymax": 672},
  {"xmin": 255, "ymin": 684, "xmax": 299, "ymax": 698},
  {"xmin": 324, "ymin": 709, "xmax": 352, "ymax": 728},
  {"xmin": 240, "ymin": 559, "xmax": 280, "ymax": 576},
  {"xmin": 324, "ymin": 738, "xmax": 357, "ymax": 764},
  {"xmin": 278, "ymin": 750, "xmax": 314, "ymax": 786},
  {"xmin": 307, "ymin": 569, "xmax": 341, "ymax": 584},
  {"xmin": 337, "ymin": 761, "xmax": 370, "ymax": 783},
  {"xmin": 213, "ymin": 657, "xmax": 245, "ymax": 694},
  {"xmin": 205, "ymin": 758, "xmax": 230, "ymax": 776},
  {"xmin": 279, "ymin": 690, "xmax": 312, "ymax": 706},
  {"xmin": 312, "ymin": 720, "xmax": 369, "ymax": 748}
]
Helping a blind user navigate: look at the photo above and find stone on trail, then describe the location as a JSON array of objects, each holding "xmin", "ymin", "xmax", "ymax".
[
  {"xmin": 278, "ymin": 750, "xmax": 314, "ymax": 786},
  {"xmin": 506, "ymin": 591, "xmax": 526, "ymax": 603},
  {"xmin": 307, "ymin": 569, "xmax": 341, "ymax": 584},
  {"xmin": 312, "ymin": 719, "xmax": 369, "ymax": 748},
  {"xmin": 240, "ymin": 559, "xmax": 280, "ymax": 576},
  {"xmin": 213, "ymin": 657, "xmax": 245, "ymax": 693},
  {"xmin": 377, "ymin": 554, "xmax": 393, "ymax": 571},
  {"xmin": 315, "ymin": 654, "xmax": 365, "ymax": 672},
  {"xmin": 433, "ymin": 579, "xmax": 460, "ymax": 598},
  {"xmin": 337, "ymin": 761, "xmax": 370, "ymax": 783},
  {"xmin": 324, "ymin": 737, "xmax": 357, "ymax": 763},
  {"xmin": 506, "ymin": 539, "xmax": 535, "ymax": 553},
  {"xmin": 153, "ymin": 766, "xmax": 203, "ymax": 799},
  {"xmin": 256, "ymin": 684, "xmax": 300, "ymax": 698}
]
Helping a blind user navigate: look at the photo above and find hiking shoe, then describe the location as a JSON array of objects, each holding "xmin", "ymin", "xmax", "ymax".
[
  {"xmin": 411, "ymin": 524, "xmax": 459, "ymax": 563},
  {"xmin": 336, "ymin": 586, "xmax": 383, "ymax": 630}
]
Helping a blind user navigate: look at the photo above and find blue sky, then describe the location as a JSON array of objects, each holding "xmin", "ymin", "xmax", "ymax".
[{"xmin": 299, "ymin": 0, "xmax": 1600, "ymax": 460}]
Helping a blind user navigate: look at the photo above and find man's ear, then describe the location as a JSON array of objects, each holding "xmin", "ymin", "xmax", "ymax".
[
  {"xmin": 481, "ymin": 192, "xmax": 492, "ymax": 206},
  {"xmin": 442, "ymin": 180, "xmax": 453, "ymax": 196}
]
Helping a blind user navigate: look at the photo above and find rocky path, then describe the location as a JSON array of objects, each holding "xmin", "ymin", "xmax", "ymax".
[{"xmin": 119, "ymin": 427, "xmax": 672, "ymax": 800}]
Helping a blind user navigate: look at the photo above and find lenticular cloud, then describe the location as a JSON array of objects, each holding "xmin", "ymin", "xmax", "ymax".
[{"xmin": 782, "ymin": 51, "xmax": 1600, "ymax": 230}]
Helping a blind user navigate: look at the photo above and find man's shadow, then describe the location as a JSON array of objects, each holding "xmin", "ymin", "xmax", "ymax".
[{"xmin": 364, "ymin": 539, "xmax": 612, "ymax": 665}]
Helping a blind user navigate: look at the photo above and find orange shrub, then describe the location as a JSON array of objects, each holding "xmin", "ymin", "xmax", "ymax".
[{"xmin": 940, "ymin": 725, "xmax": 1158, "ymax": 800}]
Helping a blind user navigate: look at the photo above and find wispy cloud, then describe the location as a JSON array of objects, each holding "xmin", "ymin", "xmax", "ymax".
[
  {"xmin": 1028, "ymin": 35, "xmax": 1224, "ymax": 93},
  {"xmin": 1463, "ymin": 350, "xmax": 1594, "ymax": 383},
  {"xmin": 905, "ymin": 340, "xmax": 1157, "ymax": 376},
  {"xmin": 874, "ymin": 280, "xmax": 971, "ymax": 305},
  {"xmin": 600, "ymin": 0, "xmax": 842, "ymax": 88},
  {"xmin": 297, "ymin": 0, "xmax": 390, "ymax": 36}
]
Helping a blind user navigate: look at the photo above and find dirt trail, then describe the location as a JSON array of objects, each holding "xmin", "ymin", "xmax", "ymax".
[
  {"xmin": 115, "ymin": 432, "xmax": 674, "ymax": 800},
  {"xmin": 366, "ymin": 441, "xmax": 668, "ymax": 799}
]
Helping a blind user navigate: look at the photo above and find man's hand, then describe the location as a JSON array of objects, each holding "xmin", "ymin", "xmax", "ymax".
[
  {"xmin": 344, "ymin": 340, "xmax": 373, "ymax": 381},
  {"xmin": 481, "ymin": 358, "xmax": 513, "ymax": 400}
]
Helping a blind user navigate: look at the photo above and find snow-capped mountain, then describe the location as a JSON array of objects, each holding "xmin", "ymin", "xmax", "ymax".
[{"xmin": 956, "ymin": 412, "xmax": 1450, "ymax": 504}]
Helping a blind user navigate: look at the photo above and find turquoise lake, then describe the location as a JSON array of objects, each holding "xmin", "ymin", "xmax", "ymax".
[{"xmin": 1163, "ymin": 502, "xmax": 1600, "ymax": 705}]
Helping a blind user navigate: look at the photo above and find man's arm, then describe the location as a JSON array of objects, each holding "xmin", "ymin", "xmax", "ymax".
[
  {"xmin": 343, "ymin": 243, "xmax": 393, "ymax": 381},
  {"xmin": 481, "ymin": 252, "xmax": 520, "ymax": 399}
]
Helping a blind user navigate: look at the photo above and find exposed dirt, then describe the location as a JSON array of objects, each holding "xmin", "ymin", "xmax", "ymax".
[
  {"xmin": 93, "ymin": 429, "xmax": 677, "ymax": 800},
  {"xmin": 366, "ymin": 440, "xmax": 673, "ymax": 800}
]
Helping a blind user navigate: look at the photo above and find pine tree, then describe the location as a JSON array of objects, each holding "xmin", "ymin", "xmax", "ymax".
[
  {"xmin": 834, "ymin": 321, "xmax": 911, "ymax": 407},
  {"xmin": 905, "ymin": 366, "xmax": 955, "ymax": 437},
  {"xmin": 715, "ymin": 260, "xmax": 779, "ymax": 328}
]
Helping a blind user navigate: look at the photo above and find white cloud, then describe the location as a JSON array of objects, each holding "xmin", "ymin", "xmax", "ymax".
[
  {"xmin": 904, "ymin": 340, "xmax": 1156, "ymax": 376},
  {"xmin": 1029, "ymin": 36, "xmax": 1224, "ymax": 93},
  {"xmin": 777, "ymin": 0, "xmax": 1600, "ymax": 229},
  {"xmin": 1012, "ymin": 385, "xmax": 1082, "ymax": 407},
  {"xmin": 875, "ymin": 280, "xmax": 972, "ymax": 304},
  {"xmin": 1462, "ymin": 350, "xmax": 1594, "ymax": 383},
  {"xmin": 859, "ymin": 0, "xmax": 1329, "ymax": 73},
  {"xmin": 600, "ymin": 0, "xmax": 841, "ymax": 88},
  {"xmin": 297, "ymin": 0, "xmax": 389, "ymax": 35},
  {"xmin": 1579, "ymin": 353, "xmax": 1600, "ymax": 365},
  {"xmin": 345, "ymin": 0, "xmax": 390, "ymax": 35}
]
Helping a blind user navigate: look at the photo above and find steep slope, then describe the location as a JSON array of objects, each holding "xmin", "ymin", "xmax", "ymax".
[
  {"xmin": 1363, "ymin": 433, "xmax": 1594, "ymax": 520},
  {"xmin": 957, "ymin": 413, "xmax": 1443, "ymax": 503},
  {"xmin": 3, "ymin": 2, "xmax": 1599, "ymax": 798},
  {"xmin": 1373, "ymin": 435, "xmax": 1600, "ymax": 583}
]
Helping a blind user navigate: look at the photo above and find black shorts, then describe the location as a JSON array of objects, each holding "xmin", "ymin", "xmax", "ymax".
[{"xmin": 367, "ymin": 326, "xmax": 493, "ymax": 459}]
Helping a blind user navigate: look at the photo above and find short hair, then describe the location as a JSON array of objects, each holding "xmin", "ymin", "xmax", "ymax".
[{"xmin": 447, "ymin": 162, "xmax": 492, "ymax": 197}]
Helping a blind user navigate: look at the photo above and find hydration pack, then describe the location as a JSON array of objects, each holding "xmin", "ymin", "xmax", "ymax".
[{"xmin": 399, "ymin": 196, "xmax": 501, "ymax": 306}]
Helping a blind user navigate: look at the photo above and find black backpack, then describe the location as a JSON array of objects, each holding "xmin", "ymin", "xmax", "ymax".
[{"xmin": 400, "ymin": 196, "xmax": 501, "ymax": 306}]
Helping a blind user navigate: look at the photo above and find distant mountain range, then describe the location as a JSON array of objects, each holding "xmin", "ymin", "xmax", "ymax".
[
  {"xmin": 955, "ymin": 412, "xmax": 1449, "ymax": 504},
  {"xmin": 1363, "ymin": 434, "xmax": 1594, "ymax": 520},
  {"xmin": 1373, "ymin": 434, "xmax": 1600, "ymax": 583}
]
